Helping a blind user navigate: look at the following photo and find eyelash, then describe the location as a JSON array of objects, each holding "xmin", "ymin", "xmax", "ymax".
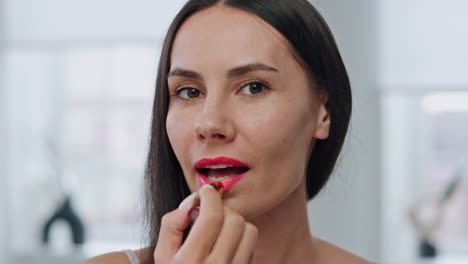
[
  {"xmin": 240, "ymin": 79, "xmax": 271, "ymax": 98},
  {"xmin": 171, "ymin": 78, "xmax": 271, "ymax": 100}
]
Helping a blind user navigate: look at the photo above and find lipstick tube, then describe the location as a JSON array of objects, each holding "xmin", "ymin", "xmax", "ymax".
[{"xmin": 188, "ymin": 182, "xmax": 224, "ymax": 224}]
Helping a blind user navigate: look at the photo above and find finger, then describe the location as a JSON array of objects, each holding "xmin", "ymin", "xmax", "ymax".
[
  {"xmin": 188, "ymin": 182, "xmax": 223, "ymax": 223},
  {"xmin": 232, "ymin": 222, "xmax": 259, "ymax": 264},
  {"xmin": 153, "ymin": 192, "xmax": 198, "ymax": 262},
  {"xmin": 177, "ymin": 184, "xmax": 224, "ymax": 260},
  {"xmin": 249, "ymin": 251, "xmax": 256, "ymax": 264},
  {"xmin": 207, "ymin": 206, "xmax": 245, "ymax": 263}
]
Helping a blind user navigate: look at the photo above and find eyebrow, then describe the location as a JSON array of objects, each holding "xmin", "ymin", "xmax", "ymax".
[{"xmin": 166, "ymin": 63, "xmax": 278, "ymax": 81}]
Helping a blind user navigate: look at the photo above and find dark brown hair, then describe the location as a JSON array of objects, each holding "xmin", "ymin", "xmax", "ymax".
[{"xmin": 142, "ymin": 0, "xmax": 351, "ymax": 262}]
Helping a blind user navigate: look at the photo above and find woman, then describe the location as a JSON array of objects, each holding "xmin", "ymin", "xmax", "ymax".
[{"xmin": 85, "ymin": 0, "xmax": 372, "ymax": 263}]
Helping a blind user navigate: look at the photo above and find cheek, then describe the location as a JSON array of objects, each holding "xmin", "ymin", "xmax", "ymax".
[
  {"xmin": 243, "ymin": 101, "xmax": 312, "ymax": 156},
  {"xmin": 241, "ymin": 100, "xmax": 313, "ymax": 184},
  {"xmin": 166, "ymin": 109, "xmax": 194, "ymax": 166}
]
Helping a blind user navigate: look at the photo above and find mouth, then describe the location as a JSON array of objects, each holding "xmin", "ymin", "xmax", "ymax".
[
  {"xmin": 196, "ymin": 166, "xmax": 249, "ymax": 181},
  {"xmin": 194, "ymin": 157, "xmax": 250, "ymax": 192}
]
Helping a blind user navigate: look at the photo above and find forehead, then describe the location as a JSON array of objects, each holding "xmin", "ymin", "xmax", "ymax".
[{"xmin": 170, "ymin": 6, "xmax": 294, "ymax": 74}]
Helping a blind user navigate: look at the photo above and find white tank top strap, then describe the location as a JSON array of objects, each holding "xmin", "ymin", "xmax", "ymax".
[{"xmin": 123, "ymin": 249, "xmax": 141, "ymax": 264}]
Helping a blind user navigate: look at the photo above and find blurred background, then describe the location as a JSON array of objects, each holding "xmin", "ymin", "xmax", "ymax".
[{"xmin": 1, "ymin": 0, "xmax": 467, "ymax": 263}]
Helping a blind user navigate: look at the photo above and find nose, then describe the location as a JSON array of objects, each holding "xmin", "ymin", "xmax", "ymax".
[{"xmin": 194, "ymin": 100, "xmax": 235, "ymax": 143}]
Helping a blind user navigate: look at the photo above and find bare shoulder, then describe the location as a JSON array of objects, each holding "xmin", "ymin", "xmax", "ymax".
[
  {"xmin": 81, "ymin": 251, "xmax": 130, "ymax": 264},
  {"xmin": 81, "ymin": 248, "xmax": 150, "ymax": 264},
  {"xmin": 316, "ymin": 239, "xmax": 373, "ymax": 264}
]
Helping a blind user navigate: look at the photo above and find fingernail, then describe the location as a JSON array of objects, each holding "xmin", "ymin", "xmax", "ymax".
[
  {"xmin": 178, "ymin": 192, "xmax": 198, "ymax": 210},
  {"xmin": 188, "ymin": 205, "xmax": 200, "ymax": 223},
  {"xmin": 202, "ymin": 184, "xmax": 215, "ymax": 190}
]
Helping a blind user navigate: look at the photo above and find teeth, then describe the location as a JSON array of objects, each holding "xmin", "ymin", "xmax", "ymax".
[
  {"xmin": 202, "ymin": 164, "xmax": 235, "ymax": 169},
  {"xmin": 207, "ymin": 175, "xmax": 234, "ymax": 181}
]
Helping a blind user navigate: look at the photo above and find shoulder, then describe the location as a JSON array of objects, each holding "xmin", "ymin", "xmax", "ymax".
[
  {"xmin": 81, "ymin": 251, "xmax": 130, "ymax": 264},
  {"xmin": 81, "ymin": 248, "xmax": 149, "ymax": 264},
  {"xmin": 315, "ymin": 238, "xmax": 373, "ymax": 264}
]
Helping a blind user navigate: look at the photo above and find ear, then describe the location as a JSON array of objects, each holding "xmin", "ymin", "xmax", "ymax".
[{"xmin": 313, "ymin": 92, "xmax": 330, "ymax": 140}]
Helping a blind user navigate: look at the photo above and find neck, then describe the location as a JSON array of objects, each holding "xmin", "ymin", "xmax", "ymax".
[{"xmin": 250, "ymin": 180, "xmax": 316, "ymax": 264}]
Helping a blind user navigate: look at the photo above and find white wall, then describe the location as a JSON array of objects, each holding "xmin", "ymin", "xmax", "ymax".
[
  {"xmin": 380, "ymin": 0, "xmax": 468, "ymax": 88},
  {"xmin": 308, "ymin": 0, "xmax": 381, "ymax": 261},
  {"xmin": 1, "ymin": 0, "xmax": 9, "ymax": 262},
  {"xmin": 4, "ymin": 0, "xmax": 187, "ymax": 43},
  {"xmin": 381, "ymin": 94, "xmax": 429, "ymax": 263}
]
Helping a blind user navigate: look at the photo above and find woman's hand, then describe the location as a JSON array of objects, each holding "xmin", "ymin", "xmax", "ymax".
[{"xmin": 153, "ymin": 184, "xmax": 258, "ymax": 264}]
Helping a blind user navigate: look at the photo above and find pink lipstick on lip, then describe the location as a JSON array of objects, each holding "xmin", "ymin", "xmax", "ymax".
[{"xmin": 195, "ymin": 157, "xmax": 250, "ymax": 193}]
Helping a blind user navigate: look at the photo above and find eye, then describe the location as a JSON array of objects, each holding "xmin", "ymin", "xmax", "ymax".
[
  {"xmin": 175, "ymin": 87, "xmax": 204, "ymax": 100},
  {"xmin": 239, "ymin": 80, "xmax": 269, "ymax": 96}
]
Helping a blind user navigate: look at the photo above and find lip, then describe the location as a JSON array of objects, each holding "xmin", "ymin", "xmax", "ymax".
[
  {"xmin": 194, "ymin": 157, "xmax": 250, "ymax": 169},
  {"xmin": 195, "ymin": 157, "xmax": 250, "ymax": 193}
]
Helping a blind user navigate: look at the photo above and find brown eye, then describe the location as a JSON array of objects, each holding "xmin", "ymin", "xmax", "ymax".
[
  {"xmin": 176, "ymin": 87, "xmax": 203, "ymax": 99},
  {"xmin": 240, "ymin": 81, "xmax": 269, "ymax": 96}
]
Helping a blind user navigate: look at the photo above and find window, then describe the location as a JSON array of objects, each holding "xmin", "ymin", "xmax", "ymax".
[
  {"xmin": 6, "ymin": 43, "xmax": 159, "ymax": 256},
  {"xmin": 381, "ymin": 91, "xmax": 468, "ymax": 262},
  {"xmin": 421, "ymin": 92, "xmax": 468, "ymax": 252}
]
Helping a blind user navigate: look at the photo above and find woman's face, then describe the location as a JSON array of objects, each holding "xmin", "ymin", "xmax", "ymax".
[{"xmin": 166, "ymin": 7, "xmax": 330, "ymax": 219}]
